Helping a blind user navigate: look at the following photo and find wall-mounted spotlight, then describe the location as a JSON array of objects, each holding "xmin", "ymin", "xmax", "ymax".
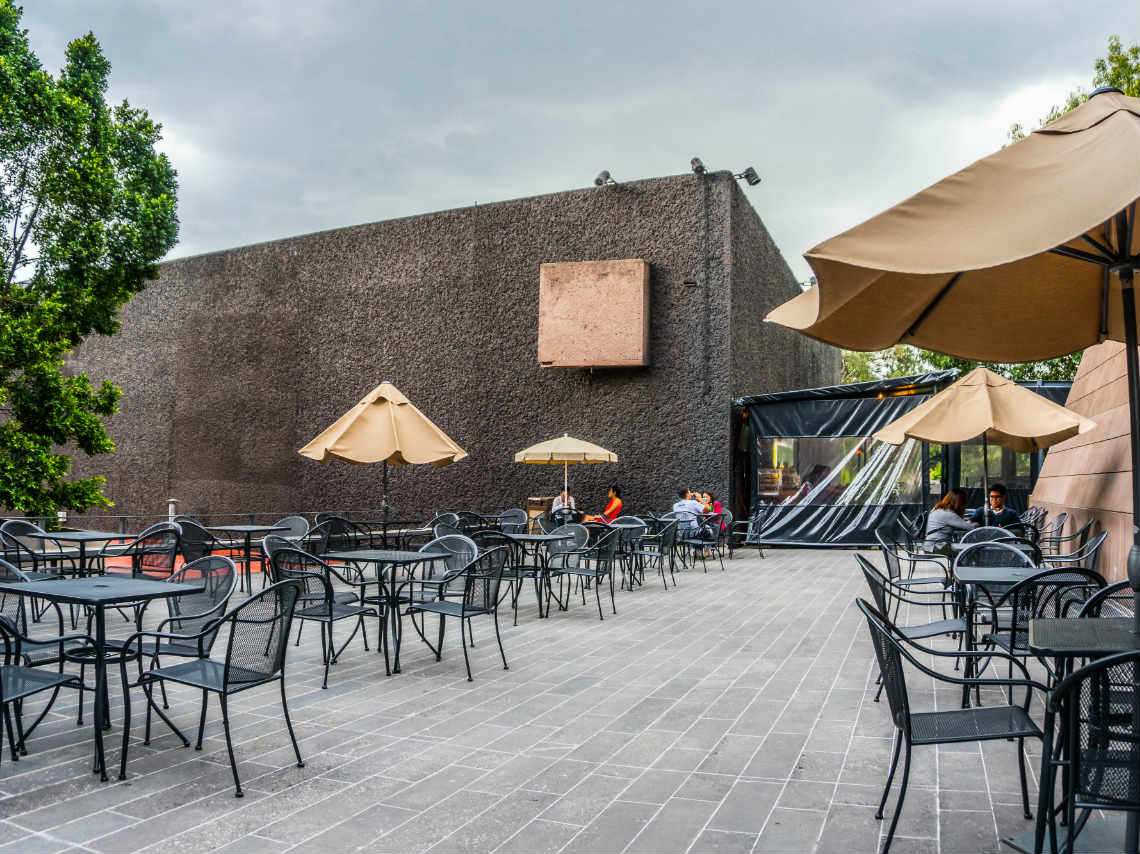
[
  {"xmin": 594, "ymin": 170, "xmax": 616, "ymax": 186},
  {"xmin": 690, "ymin": 157, "xmax": 706, "ymax": 175},
  {"xmin": 734, "ymin": 167, "xmax": 761, "ymax": 186}
]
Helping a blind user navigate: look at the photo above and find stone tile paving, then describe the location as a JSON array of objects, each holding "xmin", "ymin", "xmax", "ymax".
[{"xmin": 0, "ymin": 548, "xmax": 1051, "ymax": 853}]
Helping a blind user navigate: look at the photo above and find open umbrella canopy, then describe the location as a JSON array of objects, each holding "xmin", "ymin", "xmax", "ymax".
[
  {"xmin": 299, "ymin": 382, "xmax": 467, "ymax": 467},
  {"xmin": 872, "ymin": 367, "xmax": 1096, "ymax": 451},
  {"xmin": 514, "ymin": 434, "xmax": 617, "ymax": 464},
  {"xmin": 766, "ymin": 90, "xmax": 1139, "ymax": 363}
]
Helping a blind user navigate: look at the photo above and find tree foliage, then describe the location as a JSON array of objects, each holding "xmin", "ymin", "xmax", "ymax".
[
  {"xmin": 0, "ymin": 1, "xmax": 178, "ymax": 516},
  {"xmin": 841, "ymin": 35, "xmax": 1138, "ymax": 385}
]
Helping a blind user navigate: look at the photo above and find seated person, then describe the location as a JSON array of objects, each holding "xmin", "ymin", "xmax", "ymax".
[
  {"xmin": 583, "ymin": 485, "xmax": 623, "ymax": 523},
  {"xmin": 966, "ymin": 482, "xmax": 1020, "ymax": 527},
  {"xmin": 551, "ymin": 490, "xmax": 576, "ymax": 512},
  {"xmin": 924, "ymin": 487, "xmax": 976, "ymax": 553},
  {"xmin": 672, "ymin": 488, "xmax": 706, "ymax": 534}
]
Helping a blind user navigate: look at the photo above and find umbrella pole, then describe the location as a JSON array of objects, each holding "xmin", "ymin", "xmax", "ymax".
[
  {"xmin": 383, "ymin": 460, "xmax": 390, "ymax": 541},
  {"xmin": 564, "ymin": 461, "xmax": 568, "ymax": 502},
  {"xmin": 1119, "ymin": 266, "xmax": 1140, "ymax": 640},
  {"xmin": 982, "ymin": 434, "xmax": 990, "ymax": 526}
]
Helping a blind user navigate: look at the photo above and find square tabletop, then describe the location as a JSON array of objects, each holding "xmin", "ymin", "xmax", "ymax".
[
  {"xmin": 504, "ymin": 532, "xmax": 574, "ymax": 543},
  {"xmin": 0, "ymin": 575, "xmax": 204, "ymax": 606},
  {"xmin": 323, "ymin": 549, "xmax": 447, "ymax": 564},
  {"xmin": 953, "ymin": 566, "xmax": 1040, "ymax": 587},
  {"xmin": 207, "ymin": 524, "xmax": 289, "ymax": 534},
  {"xmin": 26, "ymin": 530, "xmax": 133, "ymax": 544},
  {"xmin": 1028, "ymin": 617, "xmax": 1137, "ymax": 657}
]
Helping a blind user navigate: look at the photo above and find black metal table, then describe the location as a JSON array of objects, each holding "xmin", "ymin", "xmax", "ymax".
[
  {"xmin": 323, "ymin": 549, "xmax": 447, "ymax": 673},
  {"xmin": 27, "ymin": 530, "xmax": 135, "ymax": 577},
  {"xmin": 0, "ymin": 575, "xmax": 203, "ymax": 780},
  {"xmin": 207, "ymin": 524, "xmax": 288, "ymax": 592},
  {"xmin": 503, "ymin": 532, "xmax": 575, "ymax": 616},
  {"xmin": 1000, "ymin": 618, "xmax": 1140, "ymax": 854}
]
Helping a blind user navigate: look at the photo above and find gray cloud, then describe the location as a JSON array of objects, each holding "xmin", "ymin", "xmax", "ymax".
[{"xmin": 22, "ymin": 1, "xmax": 1134, "ymax": 279}]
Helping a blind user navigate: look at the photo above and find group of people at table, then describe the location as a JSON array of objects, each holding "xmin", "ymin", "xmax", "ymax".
[
  {"xmin": 553, "ymin": 485, "xmax": 724, "ymax": 533},
  {"xmin": 922, "ymin": 481, "xmax": 1021, "ymax": 553}
]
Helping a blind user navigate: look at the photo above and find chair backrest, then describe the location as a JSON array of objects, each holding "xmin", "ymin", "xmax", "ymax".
[
  {"xmin": 1076, "ymin": 580, "xmax": 1135, "ymax": 619},
  {"xmin": 273, "ymin": 515, "xmax": 310, "ymax": 540},
  {"xmin": 954, "ymin": 541, "xmax": 1037, "ymax": 571},
  {"xmin": 611, "ymin": 517, "xmax": 647, "ymax": 550},
  {"xmin": 165, "ymin": 556, "xmax": 238, "ymax": 652},
  {"xmin": 420, "ymin": 535, "xmax": 479, "ymax": 582},
  {"xmin": 582, "ymin": 521, "xmax": 611, "ymax": 546},
  {"xmin": 961, "ymin": 525, "xmax": 1015, "ymax": 543},
  {"xmin": 1053, "ymin": 530, "xmax": 1109, "ymax": 570},
  {"xmin": 592, "ymin": 528, "xmax": 621, "ymax": 567},
  {"xmin": 177, "ymin": 518, "xmax": 219, "ymax": 562},
  {"xmin": 427, "ymin": 512, "xmax": 460, "ymax": 530},
  {"xmin": 122, "ymin": 523, "xmax": 181, "ymax": 579},
  {"xmin": 461, "ymin": 546, "xmax": 509, "ymax": 612},
  {"xmin": 261, "ymin": 533, "xmax": 298, "ymax": 567},
  {"xmin": 657, "ymin": 519, "xmax": 679, "ymax": 549},
  {"xmin": 317, "ymin": 515, "xmax": 373, "ymax": 552},
  {"xmin": 0, "ymin": 528, "xmax": 40, "ymax": 571},
  {"xmin": 551, "ymin": 507, "xmax": 577, "ymax": 527},
  {"xmin": 270, "ymin": 547, "xmax": 333, "ymax": 604},
  {"xmin": 855, "ymin": 553, "xmax": 893, "ymax": 618},
  {"xmin": 536, "ymin": 513, "xmax": 555, "ymax": 534},
  {"xmin": 470, "ymin": 530, "xmax": 523, "ymax": 564},
  {"xmin": 299, "ymin": 520, "xmax": 333, "ymax": 556},
  {"xmin": 874, "ymin": 529, "xmax": 908, "ymax": 582},
  {"xmin": 454, "ymin": 512, "xmax": 486, "ymax": 535},
  {"xmin": 1048, "ymin": 650, "xmax": 1140, "ymax": 813},
  {"xmin": 497, "ymin": 509, "xmax": 527, "ymax": 534},
  {"xmin": 0, "ymin": 557, "xmax": 30, "ymax": 626},
  {"xmin": 993, "ymin": 568, "xmax": 1106, "ymax": 651},
  {"xmin": 546, "ymin": 524, "xmax": 588, "ymax": 568},
  {"xmin": 720, "ymin": 509, "xmax": 735, "ymax": 536},
  {"xmin": 222, "ymin": 579, "xmax": 302, "ymax": 686},
  {"xmin": 856, "ymin": 598, "xmax": 912, "ymax": 737},
  {"xmin": 434, "ymin": 522, "xmax": 462, "ymax": 538}
]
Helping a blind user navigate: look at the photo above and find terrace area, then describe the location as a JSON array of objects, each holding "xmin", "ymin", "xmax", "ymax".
[{"xmin": 0, "ymin": 548, "xmax": 1045, "ymax": 854}]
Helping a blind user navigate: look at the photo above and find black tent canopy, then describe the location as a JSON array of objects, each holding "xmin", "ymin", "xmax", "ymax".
[{"xmin": 734, "ymin": 372, "xmax": 1071, "ymax": 547}]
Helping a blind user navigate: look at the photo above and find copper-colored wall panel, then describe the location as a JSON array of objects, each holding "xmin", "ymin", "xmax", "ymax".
[
  {"xmin": 1031, "ymin": 340, "xmax": 1136, "ymax": 582},
  {"xmin": 537, "ymin": 259, "xmax": 650, "ymax": 368}
]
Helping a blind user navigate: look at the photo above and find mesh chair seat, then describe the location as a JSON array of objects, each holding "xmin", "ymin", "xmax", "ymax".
[
  {"xmin": 899, "ymin": 617, "xmax": 966, "ymax": 641},
  {"xmin": 1, "ymin": 664, "xmax": 78, "ymax": 702},
  {"xmin": 411, "ymin": 598, "xmax": 491, "ymax": 618},
  {"xmin": 144, "ymin": 657, "xmax": 268, "ymax": 692},
  {"xmin": 909, "ymin": 705, "xmax": 1041, "ymax": 745},
  {"xmin": 295, "ymin": 601, "xmax": 374, "ymax": 622}
]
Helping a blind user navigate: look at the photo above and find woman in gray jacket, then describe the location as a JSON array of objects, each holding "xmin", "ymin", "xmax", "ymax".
[{"xmin": 924, "ymin": 488, "xmax": 976, "ymax": 553}]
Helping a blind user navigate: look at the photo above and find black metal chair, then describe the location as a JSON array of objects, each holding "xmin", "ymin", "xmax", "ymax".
[
  {"xmin": 118, "ymin": 580, "xmax": 305, "ymax": 795},
  {"xmin": 551, "ymin": 507, "xmax": 578, "ymax": 528},
  {"xmin": 1043, "ymin": 530, "xmax": 1108, "ymax": 572},
  {"xmin": 962, "ymin": 525, "xmax": 1017, "ymax": 543},
  {"xmin": 1035, "ymin": 650, "xmax": 1140, "ymax": 854},
  {"xmin": 317, "ymin": 515, "xmax": 374, "ymax": 553},
  {"xmin": 96, "ymin": 523, "xmax": 181, "ymax": 580},
  {"xmin": 1076, "ymin": 580, "xmax": 1135, "ymax": 619},
  {"xmin": 857, "ymin": 554, "xmax": 966, "ymax": 647},
  {"xmin": 269, "ymin": 548, "xmax": 377, "ymax": 687},
  {"xmin": 1039, "ymin": 518, "xmax": 1092, "ymax": 556},
  {"xmin": 433, "ymin": 522, "xmax": 462, "ymax": 538},
  {"xmin": 875, "ymin": 529, "xmax": 951, "ymax": 587},
  {"xmin": 176, "ymin": 518, "xmax": 224, "ymax": 563},
  {"xmin": 470, "ymin": 530, "xmax": 531, "ymax": 625},
  {"xmin": 547, "ymin": 528, "xmax": 620, "ymax": 620},
  {"xmin": 454, "ymin": 512, "xmax": 486, "ymax": 536},
  {"xmin": 0, "ymin": 520, "xmax": 78, "ymax": 578},
  {"xmin": 611, "ymin": 517, "xmax": 648, "ymax": 589},
  {"xmin": 497, "ymin": 509, "xmax": 528, "ymax": 534},
  {"xmin": 272, "ymin": 515, "xmax": 310, "ymax": 542},
  {"xmin": 629, "ymin": 519, "xmax": 678, "ymax": 589},
  {"xmin": 408, "ymin": 546, "xmax": 510, "ymax": 681},
  {"xmin": 0, "ymin": 614, "xmax": 88, "ymax": 766},
  {"xmin": 536, "ymin": 513, "xmax": 556, "ymax": 534},
  {"xmin": 856, "ymin": 598, "xmax": 1045, "ymax": 854}
]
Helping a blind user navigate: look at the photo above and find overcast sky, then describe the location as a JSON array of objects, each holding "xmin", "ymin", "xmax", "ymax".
[{"xmin": 21, "ymin": 1, "xmax": 1135, "ymax": 281}]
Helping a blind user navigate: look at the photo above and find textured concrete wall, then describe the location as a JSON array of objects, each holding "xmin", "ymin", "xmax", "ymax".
[
  {"xmin": 67, "ymin": 172, "xmax": 832, "ymax": 520},
  {"xmin": 1031, "ymin": 340, "xmax": 1136, "ymax": 583}
]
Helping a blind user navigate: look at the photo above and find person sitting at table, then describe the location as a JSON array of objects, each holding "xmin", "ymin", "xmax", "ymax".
[
  {"xmin": 966, "ymin": 482, "xmax": 1021, "ymax": 527},
  {"xmin": 583, "ymin": 485, "xmax": 623, "ymax": 523},
  {"xmin": 924, "ymin": 487, "xmax": 976, "ymax": 554},
  {"xmin": 672, "ymin": 488, "xmax": 705, "ymax": 535},
  {"xmin": 552, "ymin": 490, "xmax": 576, "ymax": 513}
]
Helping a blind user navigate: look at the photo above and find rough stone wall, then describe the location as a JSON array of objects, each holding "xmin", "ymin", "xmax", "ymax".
[{"xmin": 67, "ymin": 173, "xmax": 832, "ymax": 520}]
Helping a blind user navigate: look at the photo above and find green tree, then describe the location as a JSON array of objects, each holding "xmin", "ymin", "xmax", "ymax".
[
  {"xmin": 0, "ymin": 1, "xmax": 178, "ymax": 518},
  {"xmin": 843, "ymin": 35, "xmax": 1138, "ymax": 385}
]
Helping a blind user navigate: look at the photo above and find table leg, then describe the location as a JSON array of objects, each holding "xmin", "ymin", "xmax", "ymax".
[
  {"xmin": 389, "ymin": 567, "xmax": 403, "ymax": 674},
  {"xmin": 79, "ymin": 541, "xmax": 88, "ymax": 578},
  {"xmin": 243, "ymin": 533, "xmax": 252, "ymax": 594},
  {"xmin": 92, "ymin": 605, "xmax": 108, "ymax": 780}
]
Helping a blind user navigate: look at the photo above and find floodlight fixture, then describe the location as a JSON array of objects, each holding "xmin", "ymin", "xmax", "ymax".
[
  {"xmin": 690, "ymin": 157, "xmax": 706, "ymax": 174},
  {"xmin": 735, "ymin": 167, "xmax": 761, "ymax": 186},
  {"xmin": 594, "ymin": 170, "xmax": 616, "ymax": 186}
]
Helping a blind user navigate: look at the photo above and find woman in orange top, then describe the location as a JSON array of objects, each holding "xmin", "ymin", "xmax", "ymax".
[{"xmin": 584, "ymin": 485, "xmax": 623, "ymax": 523}]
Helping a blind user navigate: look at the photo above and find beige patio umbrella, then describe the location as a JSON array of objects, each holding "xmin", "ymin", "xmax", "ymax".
[
  {"xmin": 765, "ymin": 87, "xmax": 1140, "ymax": 629},
  {"xmin": 514, "ymin": 434, "xmax": 617, "ymax": 499},
  {"xmin": 873, "ymin": 367, "xmax": 1096, "ymax": 522},
  {"xmin": 299, "ymin": 381, "xmax": 467, "ymax": 519}
]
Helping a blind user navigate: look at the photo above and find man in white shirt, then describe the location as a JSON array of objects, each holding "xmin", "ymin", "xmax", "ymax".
[
  {"xmin": 552, "ymin": 491, "xmax": 576, "ymax": 512},
  {"xmin": 671, "ymin": 488, "xmax": 705, "ymax": 534}
]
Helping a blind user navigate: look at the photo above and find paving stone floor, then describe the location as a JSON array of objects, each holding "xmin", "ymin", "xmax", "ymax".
[{"xmin": 0, "ymin": 549, "xmax": 1053, "ymax": 853}]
